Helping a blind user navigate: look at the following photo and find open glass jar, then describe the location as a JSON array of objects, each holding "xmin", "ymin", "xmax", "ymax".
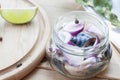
[{"xmin": 46, "ymin": 11, "xmax": 112, "ymax": 79}]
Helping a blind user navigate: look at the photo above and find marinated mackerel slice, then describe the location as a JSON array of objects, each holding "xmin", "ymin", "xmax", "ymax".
[{"xmin": 71, "ymin": 32, "xmax": 100, "ymax": 47}]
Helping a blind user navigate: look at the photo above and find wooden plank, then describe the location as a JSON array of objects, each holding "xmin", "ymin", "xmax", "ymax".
[
  {"xmin": 24, "ymin": 67, "xmax": 118, "ymax": 80},
  {"xmin": 36, "ymin": 58, "xmax": 52, "ymax": 70},
  {"xmin": 23, "ymin": 69, "xmax": 109, "ymax": 80},
  {"xmin": 23, "ymin": 69, "xmax": 72, "ymax": 80}
]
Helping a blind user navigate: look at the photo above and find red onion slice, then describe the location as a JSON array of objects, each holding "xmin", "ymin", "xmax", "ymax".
[
  {"xmin": 67, "ymin": 41, "xmax": 75, "ymax": 45},
  {"xmin": 63, "ymin": 22, "xmax": 84, "ymax": 36},
  {"xmin": 86, "ymin": 24, "xmax": 101, "ymax": 35},
  {"xmin": 93, "ymin": 35, "xmax": 100, "ymax": 46},
  {"xmin": 80, "ymin": 57, "xmax": 97, "ymax": 67},
  {"xmin": 63, "ymin": 52, "xmax": 84, "ymax": 66},
  {"xmin": 58, "ymin": 30, "xmax": 72, "ymax": 43}
]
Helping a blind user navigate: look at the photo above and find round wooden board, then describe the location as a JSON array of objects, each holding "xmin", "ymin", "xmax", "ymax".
[
  {"xmin": 0, "ymin": 0, "xmax": 51, "ymax": 79},
  {"xmin": 0, "ymin": 10, "xmax": 40, "ymax": 71},
  {"xmin": 0, "ymin": 0, "xmax": 40, "ymax": 71}
]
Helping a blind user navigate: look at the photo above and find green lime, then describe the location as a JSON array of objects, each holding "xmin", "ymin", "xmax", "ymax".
[{"xmin": 0, "ymin": 7, "xmax": 38, "ymax": 24}]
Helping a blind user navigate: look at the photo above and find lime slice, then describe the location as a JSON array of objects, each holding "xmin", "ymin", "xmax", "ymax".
[{"xmin": 0, "ymin": 7, "xmax": 38, "ymax": 24}]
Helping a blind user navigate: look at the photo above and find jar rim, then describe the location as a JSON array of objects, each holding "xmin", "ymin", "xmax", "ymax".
[{"xmin": 53, "ymin": 11, "xmax": 109, "ymax": 56}]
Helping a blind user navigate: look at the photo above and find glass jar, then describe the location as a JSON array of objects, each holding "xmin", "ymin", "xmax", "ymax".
[{"xmin": 46, "ymin": 11, "xmax": 112, "ymax": 79}]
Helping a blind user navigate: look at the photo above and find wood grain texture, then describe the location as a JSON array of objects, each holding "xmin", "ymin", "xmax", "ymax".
[
  {"xmin": 24, "ymin": 69, "xmax": 117, "ymax": 80},
  {"xmin": 0, "ymin": 19, "xmax": 39, "ymax": 70},
  {"xmin": 0, "ymin": 0, "xmax": 40, "ymax": 71}
]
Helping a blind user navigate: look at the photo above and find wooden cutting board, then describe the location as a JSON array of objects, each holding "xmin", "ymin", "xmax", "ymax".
[
  {"xmin": 0, "ymin": 0, "xmax": 51, "ymax": 79},
  {"xmin": 0, "ymin": 8, "xmax": 39, "ymax": 71}
]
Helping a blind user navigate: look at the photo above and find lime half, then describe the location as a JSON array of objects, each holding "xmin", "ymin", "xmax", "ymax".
[{"xmin": 0, "ymin": 7, "xmax": 38, "ymax": 24}]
